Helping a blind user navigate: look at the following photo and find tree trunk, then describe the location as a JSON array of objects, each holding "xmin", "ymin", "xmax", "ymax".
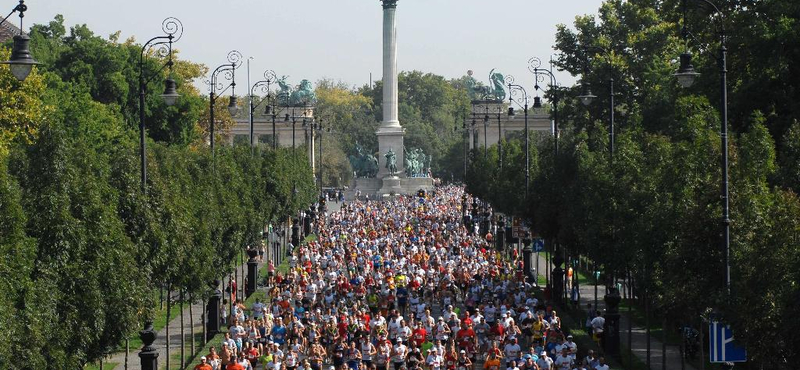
[
  {"xmin": 166, "ymin": 286, "xmax": 171, "ymax": 370},
  {"xmin": 646, "ymin": 288, "xmax": 651, "ymax": 369},
  {"xmin": 662, "ymin": 316, "xmax": 667, "ymax": 370},
  {"xmin": 125, "ymin": 338, "xmax": 129, "ymax": 370},
  {"xmin": 201, "ymin": 296, "xmax": 207, "ymax": 346},
  {"xmin": 699, "ymin": 319, "xmax": 705, "ymax": 370},
  {"xmin": 190, "ymin": 293, "xmax": 195, "ymax": 355},
  {"xmin": 229, "ymin": 273, "xmax": 234, "ymax": 321},
  {"xmin": 180, "ymin": 289, "xmax": 185, "ymax": 369},
  {"xmin": 628, "ymin": 270, "xmax": 633, "ymax": 369},
  {"xmin": 680, "ymin": 323, "xmax": 686, "ymax": 370}
]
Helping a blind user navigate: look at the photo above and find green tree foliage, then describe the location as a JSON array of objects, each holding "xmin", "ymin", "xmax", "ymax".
[
  {"xmin": 315, "ymin": 79, "xmax": 377, "ymax": 156},
  {"xmin": 28, "ymin": 15, "xmax": 207, "ymax": 147},
  {"xmin": 465, "ymin": 135, "xmax": 539, "ymax": 217},
  {"xmin": 0, "ymin": 17, "xmax": 316, "ymax": 368},
  {"xmin": 0, "ymin": 48, "xmax": 48, "ymax": 155},
  {"xmin": 466, "ymin": 1, "xmax": 800, "ymax": 366},
  {"xmin": 318, "ymin": 137, "xmax": 354, "ymax": 188}
]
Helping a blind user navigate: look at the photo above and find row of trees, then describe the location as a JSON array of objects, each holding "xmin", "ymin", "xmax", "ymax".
[
  {"xmin": 466, "ymin": 0, "xmax": 800, "ymax": 368},
  {"xmin": 1, "ymin": 17, "xmax": 316, "ymax": 368}
]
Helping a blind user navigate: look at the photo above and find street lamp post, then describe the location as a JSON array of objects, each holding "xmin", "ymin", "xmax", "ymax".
[
  {"xmin": 1, "ymin": 1, "xmax": 39, "ymax": 82},
  {"xmin": 208, "ymin": 50, "xmax": 243, "ymax": 159},
  {"xmin": 462, "ymin": 115, "xmax": 468, "ymax": 181},
  {"xmin": 577, "ymin": 46, "xmax": 615, "ymax": 162},
  {"xmin": 506, "ymin": 76, "xmax": 533, "ymax": 278},
  {"xmin": 132, "ymin": 18, "xmax": 183, "ymax": 369},
  {"xmin": 496, "ymin": 106, "xmax": 503, "ymax": 169},
  {"xmin": 675, "ymin": 1, "xmax": 731, "ymax": 367},
  {"xmin": 272, "ymin": 104, "xmax": 278, "ymax": 150},
  {"xmin": 313, "ymin": 117, "xmax": 332, "ymax": 189},
  {"xmin": 284, "ymin": 107, "xmax": 310, "ymax": 160},
  {"xmin": 316, "ymin": 119, "xmax": 323, "ymax": 188},
  {"xmin": 527, "ymin": 57, "xmax": 560, "ymax": 157},
  {"xmin": 249, "ymin": 69, "xmax": 277, "ymax": 151},
  {"xmin": 137, "ymin": 17, "xmax": 182, "ymax": 195},
  {"xmin": 505, "ymin": 76, "xmax": 530, "ymax": 196},
  {"xmin": 578, "ymin": 44, "xmax": 622, "ymax": 357}
]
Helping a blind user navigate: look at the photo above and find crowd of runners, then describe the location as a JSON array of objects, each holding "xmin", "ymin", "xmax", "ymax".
[{"xmin": 195, "ymin": 185, "xmax": 610, "ymax": 370}]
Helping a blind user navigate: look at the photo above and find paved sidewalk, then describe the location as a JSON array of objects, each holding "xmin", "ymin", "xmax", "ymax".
[
  {"xmin": 106, "ymin": 245, "xmax": 276, "ymax": 370},
  {"xmin": 534, "ymin": 256, "xmax": 696, "ymax": 370},
  {"xmin": 105, "ymin": 289, "xmax": 210, "ymax": 370}
]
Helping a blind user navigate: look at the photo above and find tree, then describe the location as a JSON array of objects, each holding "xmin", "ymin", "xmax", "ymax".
[
  {"xmin": 28, "ymin": 15, "xmax": 208, "ymax": 147},
  {"xmin": 0, "ymin": 48, "xmax": 48, "ymax": 155}
]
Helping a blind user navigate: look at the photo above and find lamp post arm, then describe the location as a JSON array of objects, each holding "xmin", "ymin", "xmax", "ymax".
[
  {"xmin": 0, "ymin": 1, "xmax": 26, "ymax": 30},
  {"xmin": 250, "ymin": 79, "xmax": 275, "ymax": 112},
  {"xmin": 506, "ymin": 83, "xmax": 529, "ymax": 111},
  {"xmin": 139, "ymin": 18, "xmax": 183, "ymax": 86},
  {"xmin": 210, "ymin": 64, "xmax": 237, "ymax": 99}
]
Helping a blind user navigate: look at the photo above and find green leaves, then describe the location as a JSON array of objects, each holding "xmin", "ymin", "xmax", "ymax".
[{"xmin": 0, "ymin": 16, "xmax": 316, "ymax": 368}]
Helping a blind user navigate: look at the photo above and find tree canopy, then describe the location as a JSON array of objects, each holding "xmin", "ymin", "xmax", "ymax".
[{"xmin": 0, "ymin": 15, "xmax": 316, "ymax": 368}]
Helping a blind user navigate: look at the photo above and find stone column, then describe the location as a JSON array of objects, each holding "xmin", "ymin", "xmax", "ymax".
[
  {"xmin": 381, "ymin": 0, "xmax": 399, "ymax": 128},
  {"xmin": 377, "ymin": 0, "xmax": 404, "ymax": 178}
]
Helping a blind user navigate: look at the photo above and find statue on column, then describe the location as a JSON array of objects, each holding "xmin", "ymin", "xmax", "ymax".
[{"xmin": 385, "ymin": 148, "xmax": 397, "ymax": 176}]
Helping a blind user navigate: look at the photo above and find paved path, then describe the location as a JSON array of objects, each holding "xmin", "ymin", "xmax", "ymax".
[
  {"xmin": 105, "ymin": 233, "xmax": 282, "ymax": 370},
  {"xmin": 533, "ymin": 255, "xmax": 696, "ymax": 370},
  {"xmin": 105, "ymin": 289, "xmax": 209, "ymax": 369}
]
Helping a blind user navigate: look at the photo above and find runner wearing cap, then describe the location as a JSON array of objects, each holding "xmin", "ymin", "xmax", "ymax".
[{"xmin": 194, "ymin": 356, "xmax": 212, "ymax": 370}]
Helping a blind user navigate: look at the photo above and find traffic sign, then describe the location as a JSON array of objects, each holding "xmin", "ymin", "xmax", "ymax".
[
  {"xmin": 709, "ymin": 321, "xmax": 747, "ymax": 363},
  {"xmin": 533, "ymin": 238, "xmax": 544, "ymax": 252},
  {"xmin": 511, "ymin": 217, "xmax": 529, "ymax": 239}
]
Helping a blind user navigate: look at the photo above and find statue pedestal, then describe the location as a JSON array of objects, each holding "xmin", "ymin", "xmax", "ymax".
[
  {"xmin": 354, "ymin": 176, "xmax": 435, "ymax": 198},
  {"xmin": 379, "ymin": 175, "xmax": 403, "ymax": 196},
  {"xmin": 377, "ymin": 125, "xmax": 405, "ymax": 178}
]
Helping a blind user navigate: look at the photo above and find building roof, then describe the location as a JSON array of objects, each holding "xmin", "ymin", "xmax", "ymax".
[{"xmin": 0, "ymin": 20, "xmax": 22, "ymax": 43}]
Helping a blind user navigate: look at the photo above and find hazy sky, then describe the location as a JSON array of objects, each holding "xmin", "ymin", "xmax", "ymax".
[{"xmin": 24, "ymin": 0, "xmax": 604, "ymax": 92}]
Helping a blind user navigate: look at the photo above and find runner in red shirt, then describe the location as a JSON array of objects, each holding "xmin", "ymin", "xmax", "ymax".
[
  {"xmin": 456, "ymin": 321, "xmax": 476, "ymax": 351},
  {"xmin": 412, "ymin": 322, "xmax": 427, "ymax": 347}
]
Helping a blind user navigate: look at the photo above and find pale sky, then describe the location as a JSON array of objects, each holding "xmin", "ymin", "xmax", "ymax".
[{"xmin": 24, "ymin": 0, "xmax": 605, "ymax": 92}]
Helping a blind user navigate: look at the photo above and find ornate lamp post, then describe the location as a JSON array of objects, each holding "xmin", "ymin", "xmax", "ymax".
[
  {"xmin": 495, "ymin": 106, "xmax": 503, "ymax": 169},
  {"xmin": 675, "ymin": 1, "xmax": 732, "ymax": 367},
  {"xmin": 462, "ymin": 115, "xmax": 468, "ymax": 181},
  {"xmin": 506, "ymin": 77, "xmax": 534, "ymax": 278},
  {"xmin": 248, "ymin": 69, "xmax": 277, "ymax": 151},
  {"xmin": 312, "ymin": 117, "xmax": 332, "ymax": 188},
  {"xmin": 577, "ymin": 44, "xmax": 622, "ymax": 355},
  {"xmin": 483, "ymin": 108, "xmax": 489, "ymax": 160},
  {"xmin": 0, "ymin": 1, "xmax": 39, "ymax": 82},
  {"xmin": 138, "ymin": 17, "xmax": 183, "ymax": 194},
  {"xmin": 505, "ymin": 76, "xmax": 531, "ymax": 196},
  {"xmin": 578, "ymin": 46, "xmax": 615, "ymax": 161},
  {"xmin": 284, "ymin": 107, "xmax": 309, "ymax": 157},
  {"xmin": 470, "ymin": 102, "xmax": 491, "ymax": 160},
  {"xmin": 527, "ymin": 57, "xmax": 560, "ymax": 156},
  {"xmin": 207, "ymin": 50, "xmax": 243, "ymax": 158},
  {"xmin": 133, "ymin": 17, "xmax": 183, "ymax": 369}
]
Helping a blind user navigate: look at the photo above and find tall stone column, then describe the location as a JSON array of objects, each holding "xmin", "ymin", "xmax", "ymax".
[
  {"xmin": 377, "ymin": 0, "xmax": 404, "ymax": 178},
  {"xmin": 381, "ymin": 0, "xmax": 399, "ymax": 128}
]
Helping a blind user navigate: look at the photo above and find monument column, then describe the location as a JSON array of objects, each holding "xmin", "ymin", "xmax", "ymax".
[
  {"xmin": 382, "ymin": 0, "xmax": 399, "ymax": 128},
  {"xmin": 377, "ymin": 0, "xmax": 404, "ymax": 177}
]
